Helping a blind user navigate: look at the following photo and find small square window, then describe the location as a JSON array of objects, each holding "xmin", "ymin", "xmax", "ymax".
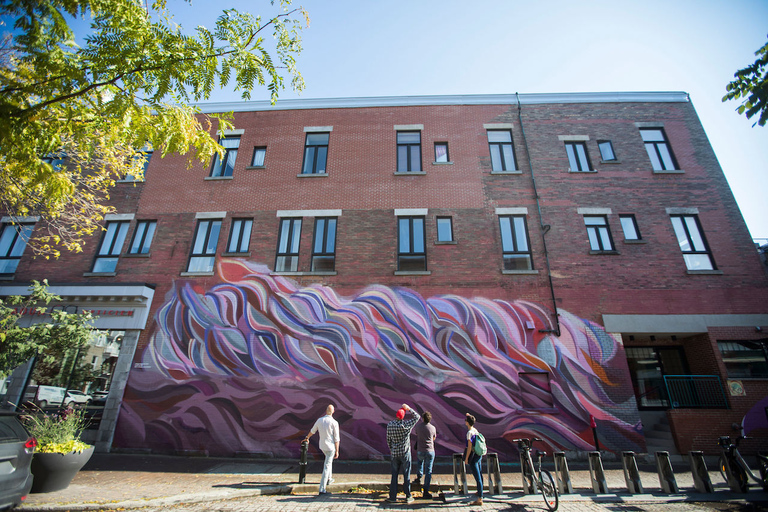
[
  {"xmin": 251, "ymin": 147, "xmax": 266, "ymax": 167},
  {"xmin": 619, "ymin": 215, "xmax": 641, "ymax": 241},
  {"xmin": 436, "ymin": 217, "xmax": 453, "ymax": 242},
  {"xmin": 434, "ymin": 143, "xmax": 449, "ymax": 163},
  {"xmin": 598, "ymin": 141, "xmax": 616, "ymax": 162}
]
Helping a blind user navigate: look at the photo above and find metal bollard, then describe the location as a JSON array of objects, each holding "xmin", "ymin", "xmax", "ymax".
[
  {"xmin": 519, "ymin": 451, "xmax": 536, "ymax": 494},
  {"xmin": 486, "ymin": 453, "xmax": 503, "ymax": 495},
  {"xmin": 689, "ymin": 451, "xmax": 713, "ymax": 493},
  {"xmin": 299, "ymin": 439, "xmax": 308, "ymax": 484},
  {"xmin": 655, "ymin": 451, "xmax": 679, "ymax": 493},
  {"xmin": 622, "ymin": 451, "xmax": 643, "ymax": 494},
  {"xmin": 553, "ymin": 452, "xmax": 573, "ymax": 494},
  {"xmin": 588, "ymin": 451, "xmax": 609, "ymax": 494},
  {"xmin": 452, "ymin": 453, "xmax": 468, "ymax": 495}
]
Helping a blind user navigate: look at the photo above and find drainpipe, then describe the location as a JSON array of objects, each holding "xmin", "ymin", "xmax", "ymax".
[{"xmin": 516, "ymin": 92, "xmax": 561, "ymax": 337}]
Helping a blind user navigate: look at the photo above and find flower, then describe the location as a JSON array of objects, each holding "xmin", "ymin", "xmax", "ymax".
[{"xmin": 22, "ymin": 404, "xmax": 91, "ymax": 454}]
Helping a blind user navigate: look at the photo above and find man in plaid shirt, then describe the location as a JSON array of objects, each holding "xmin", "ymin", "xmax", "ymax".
[{"xmin": 386, "ymin": 403, "xmax": 421, "ymax": 503}]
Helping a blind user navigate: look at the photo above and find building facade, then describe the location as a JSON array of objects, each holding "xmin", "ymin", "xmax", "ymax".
[{"xmin": 3, "ymin": 92, "xmax": 768, "ymax": 460}]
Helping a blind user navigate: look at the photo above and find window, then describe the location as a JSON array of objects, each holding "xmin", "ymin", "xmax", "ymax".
[
  {"xmin": 398, "ymin": 216, "xmax": 426, "ymax": 271},
  {"xmin": 301, "ymin": 133, "xmax": 329, "ymax": 174},
  {"xmin": 209, "ymin": 136, "xmax": 240, "ymax": 177},
  {"xmin": 598, "ymin": 140, "xmax": 616, "ymax": 162},
  {"xmin": 124, "ymin": 151, "xmax": 152, "ymax": 181},
  {"xmin": 128, "ymin": 220, "xmax": 156, "ymax": 254},
  {"xmin": 397, "ymin": 131, "xmax": 422, "ymax": 172},
  {"xmin": 670, "ymin": 215, "xmax": 714, "ymax": 270},
  {"xmin": 718, "ymin": 341, "xmax": 768, "ymax": 378},
  {"xmin": 251, "ymin": 147, "xmax": 266, "ymax": 167},
  {"xmin": 226, "ymin": 218, "xmax": 252, "ymax": 254},
  {"xmin": 0, "ymin": 223, "xmax": 34, "ymax": 274},
  {"xmin": 187, "ymin": 219, "xmax": 221, "ymax": 272},
  {"xmin": 640, "ymin": 128, "xmax": 678, "ymax": 171},
  {"xmin": 487, "ymin": 130, "xmax": 517, "ymax": 172},
  {"xmin": 499, "ymin": 215, "xmax": 532, "ymax": 270},
  {"xmin": 584, "ymin": 216, "xmax": 614, "ymax": 252},
  {"xmin": 565, "ymin": 141, "xmax": 592, "ymax": 172},
  {"xmin": 434, "ymin": 142, "xmax": 449, "ymax": 163},
  {"xmin": 311, "ymin": 217, "xmax": 337, "ymax": 272},
  {"xmin": 93, "ymin": 221, "xmax": 130, "ymax": 273},
  {"xmin": 275, "ymin": 218, "xmax": 302, "ymax": 272},
  {"xmin": 619, "ymin": 214, "xmax": 641, "ymax": 241},
  {"xmin": 436, "ymin": 217, "xmax": 453, "ymax": 242}
]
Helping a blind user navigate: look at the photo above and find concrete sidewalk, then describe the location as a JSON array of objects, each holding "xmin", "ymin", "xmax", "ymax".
[{"xmin": 19, "ymin": 453, "xmax": 768, "ymax": 511}]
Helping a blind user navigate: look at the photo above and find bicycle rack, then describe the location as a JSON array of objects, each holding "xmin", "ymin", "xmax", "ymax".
[
  {"xmin": 553, "ymin": 452, "xmax": 573, "ymax": 494},
  {"xmin": 588, "ymin": 451, "xmax": 609, "ymax": 493},
  {"xmin": 451, "ymin": 453, "xmax": 468, "ymax": 495},
  {"xmin": 622, "ymin": 451, "xmax": 643, "ymax": 494},
  {"xmin": 486, "ymin": 453, "xmax": 503, "ymax": 495},
  {"xmin": 519, "ymin": 451, "xmax": 536, "ymax": 494},
  {"xmin": 655, "ymin": 451, "xmax": 679, "ymax": 493},
  {"xmin": 689, "ymin": 451, "xmax": 713, "ymax": 493}
]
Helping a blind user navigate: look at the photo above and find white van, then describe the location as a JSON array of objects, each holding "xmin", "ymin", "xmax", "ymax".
[{"xmin": 23, "ymin": 385, "xmax": 66, "ymax": 407}]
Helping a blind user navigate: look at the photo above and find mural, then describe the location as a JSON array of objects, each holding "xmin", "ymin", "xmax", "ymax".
[{"xmin": 115, "ymin": 259, "xmax": 644, "ymax": 459}]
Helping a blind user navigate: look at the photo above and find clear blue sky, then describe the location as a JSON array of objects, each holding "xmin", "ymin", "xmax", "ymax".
[{"xmin": 158, "ymin": 1, "xmax": 768, "ymax": 240}]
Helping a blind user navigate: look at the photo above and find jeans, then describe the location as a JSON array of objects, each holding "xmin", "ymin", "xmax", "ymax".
[
  {"xmin": 416, "ymin": 450, "xmax": 435, "ymax": 493},
  {"xmin": 468, "ymin": 452, "xmax": 483, "ymax": 497},
  {"xmin": 389, "ymin": 452, "xmax": 412, "ymax": 499},
  {"xmin": 319, "ymin": 448, "xmax": 334, "ymax": 493}
]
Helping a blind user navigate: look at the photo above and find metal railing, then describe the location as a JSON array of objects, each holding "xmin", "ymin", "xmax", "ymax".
[{"xmin": 663, "ymin": 375, "xmax": 728, "ymax": 409}]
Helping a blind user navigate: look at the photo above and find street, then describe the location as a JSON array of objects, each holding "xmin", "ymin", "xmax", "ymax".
[{"xmin": 129, "ymin": 491, "xmax": 768, "ymax": 512}]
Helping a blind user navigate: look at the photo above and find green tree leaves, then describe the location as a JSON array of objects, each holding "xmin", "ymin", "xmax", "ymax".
[
  {"xmin": 0, "ymin": 0, "xmax": 308, "ymax": 257},
  {"xmin": 723, "ymin": 35, "xmax": 768, "ymax": 127}
]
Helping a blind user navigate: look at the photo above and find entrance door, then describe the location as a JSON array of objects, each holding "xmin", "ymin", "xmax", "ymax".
[{"xmin": 625, "ymin": 346, "xmax": 688, "ymax": 409}]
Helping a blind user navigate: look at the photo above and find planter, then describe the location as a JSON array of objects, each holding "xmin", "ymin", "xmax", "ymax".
[{"xmin": 30, "ymin": 446, "xmax": 94, "ymax": 493}]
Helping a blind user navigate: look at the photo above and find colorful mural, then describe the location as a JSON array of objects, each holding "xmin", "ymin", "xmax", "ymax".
[{"xmin": 114, "ymin": 259, "xmax": 643, "ymax": 459}]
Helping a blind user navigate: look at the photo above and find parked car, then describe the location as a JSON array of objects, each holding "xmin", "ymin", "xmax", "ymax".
[
  {"xmin": 0, "ymin": 413, "xmax": 36, "ymax": 509},
  {"xmin": 64, "ymin": 390, "xmax": 92, "ymax": 406},
  {"xmin": 22, "ymin": 385, "xmax": 66, "ymax": 408},
  {"xmin": 91, "ymin": 391, "xmax": 109, "ymax": 406}
]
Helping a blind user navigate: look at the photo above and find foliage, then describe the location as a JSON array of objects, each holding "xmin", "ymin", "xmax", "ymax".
[
  {"xmin": 723, "ymin": 35, "xmax": 768, "ymax": 127},
  {"xmin": 0, "ymin": 0, "xmax": 308, "ymax": 257},
  {"xmin": 22, "ymin": 404, "xmax": 90, "ymax": 453},
  {"xmin": 0, "ymin": 280, "xmax": 93, "ymax": 379}
]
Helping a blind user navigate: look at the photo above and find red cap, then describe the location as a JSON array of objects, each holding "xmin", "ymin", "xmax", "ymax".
[{"xmin": 396, "ymin": 408, "xmax": 406, "ymax": 420}]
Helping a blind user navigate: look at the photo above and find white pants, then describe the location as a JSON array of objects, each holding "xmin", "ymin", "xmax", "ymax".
[{"xmin": 319, "ymin": 448, "xmax": 335, "ymax": 493}]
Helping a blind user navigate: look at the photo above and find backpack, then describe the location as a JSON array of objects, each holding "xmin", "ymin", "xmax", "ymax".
[{"xmin": 473, "ymin": 431, "xmax": 487, "ymax": 456}]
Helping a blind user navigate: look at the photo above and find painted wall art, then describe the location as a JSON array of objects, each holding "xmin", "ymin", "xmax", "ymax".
[{"xmin": 114, "ymin": 259, "xmax": 644, "ymax": 459}]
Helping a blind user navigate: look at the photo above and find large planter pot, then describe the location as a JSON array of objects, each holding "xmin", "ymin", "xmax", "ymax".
[{"xmin": 30, "ymin": 446, "xmax": 94, "ymax": 493}]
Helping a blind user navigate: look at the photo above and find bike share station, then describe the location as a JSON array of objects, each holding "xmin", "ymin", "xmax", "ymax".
[{"xmin": 438, "ymin": 434, "xmax": 768, "ymax": 510}]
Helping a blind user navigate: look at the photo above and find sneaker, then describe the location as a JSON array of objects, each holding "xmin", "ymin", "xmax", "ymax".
[
  {"xmin": 405, "ymin": 496, "xmax": 415, "ymax": 504},
  {"xmin": 422, "ymin": 492, "xmax": 433, "ymax": 499},
  {"xmin": 470, "ymin": 498, "xmax": 483, "ymax": 506}
]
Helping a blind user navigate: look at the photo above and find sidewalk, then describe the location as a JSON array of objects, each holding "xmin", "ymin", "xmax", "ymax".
[{"xmin": 20, "ymin": 452, "xmax": 768, "ymax": 511}]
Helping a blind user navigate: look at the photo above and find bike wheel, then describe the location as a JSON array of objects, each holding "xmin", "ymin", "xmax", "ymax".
[
  {"xmin": 718, "ymin": 455, "xmax": 728, "ymax": 483},
  {"xmin": 539, "ymin": 470, "xmax": 559, "ymax": 512}
]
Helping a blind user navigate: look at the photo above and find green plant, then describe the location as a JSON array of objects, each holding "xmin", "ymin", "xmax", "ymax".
[{"xmin": 22, "ymin": 405, "xmax": 91, "ymax": 454}]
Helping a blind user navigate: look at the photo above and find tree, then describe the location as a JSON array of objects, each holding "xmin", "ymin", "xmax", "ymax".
[
  {"xmin": 723, "ymin": 35, "xmax": 768, "ymax": 127},
  {"xmin": 0, "ymin": 0, "xmax": 308, "ymax": 258},
  {"xmin": 0, "ymin": 280, "xmax": 94, "ymax": 380}
]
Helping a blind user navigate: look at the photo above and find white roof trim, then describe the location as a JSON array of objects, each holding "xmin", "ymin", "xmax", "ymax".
[{"xmin": 195, "ymin": 92, "xmax": 690, "ymax": 114}]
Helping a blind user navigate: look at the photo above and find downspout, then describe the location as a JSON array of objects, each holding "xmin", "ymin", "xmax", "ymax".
[{"xmin": 516, "ymin": 92, "xmax": 561, "ymax": 337}]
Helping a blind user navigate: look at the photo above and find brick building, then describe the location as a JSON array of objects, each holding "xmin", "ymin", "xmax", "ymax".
[{"xmin": 2, "ymin": 92, "xmax": 768, "ymax": 460}]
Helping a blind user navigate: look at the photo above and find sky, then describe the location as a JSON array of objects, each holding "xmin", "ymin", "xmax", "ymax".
[{"xmin": 25, "ymin": 0, "xmax": 768, "ymax": 240}]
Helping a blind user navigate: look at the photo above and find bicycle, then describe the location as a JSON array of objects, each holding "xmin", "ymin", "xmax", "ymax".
[
  {"xmin": 513, "ymin": 437, "xmax": 558, "ymax": 511},
  {"xmin": 716, "ymin": 426, "xmax": 768, "ymax": 493}
]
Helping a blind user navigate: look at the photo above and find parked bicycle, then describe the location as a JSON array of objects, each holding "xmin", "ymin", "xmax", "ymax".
[
  {"xmin": 717, "ymin": 425, "xmax": 768, "ymax": 493},
  {"xmin": 513, "ymin": 437, "xmax": 558, "ymax": 511}
]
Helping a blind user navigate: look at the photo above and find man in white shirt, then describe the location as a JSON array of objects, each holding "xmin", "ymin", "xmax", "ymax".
[{"xmin": 304, "ymin": 404, "xmax": 340, "ymax": 495}]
